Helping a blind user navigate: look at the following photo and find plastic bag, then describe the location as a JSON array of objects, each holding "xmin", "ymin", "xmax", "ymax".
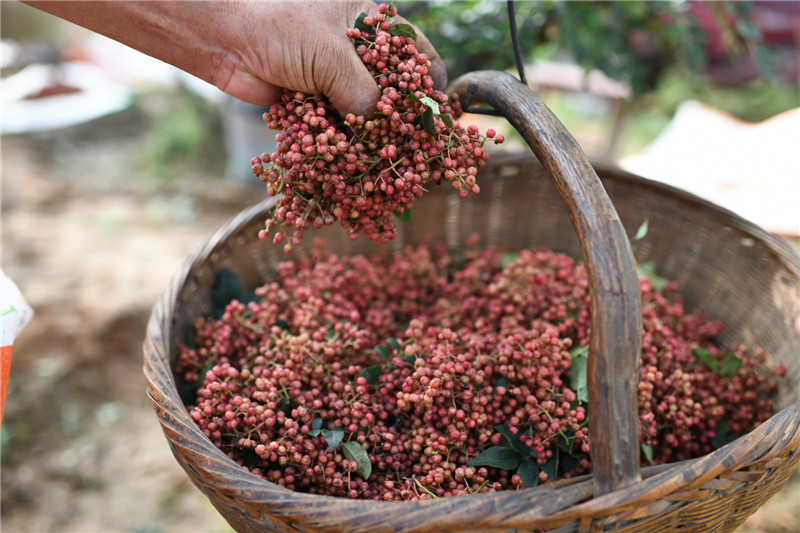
[{"xmin": 1, "ymin": 270, "xmax": 34, "ymax": 423}]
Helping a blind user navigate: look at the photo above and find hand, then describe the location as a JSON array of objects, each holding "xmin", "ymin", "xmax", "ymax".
[
  {"xmin": 22, "ymin": 0, "xmax": 446, "ymax": 117},
  {"xmin": 218, "ymin": 1, "xmax": 447, "ymax": 116}
]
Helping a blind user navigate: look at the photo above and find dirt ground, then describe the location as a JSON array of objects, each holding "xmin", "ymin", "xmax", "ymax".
[
  {"xmin": 2, "ymin": 92, "xmax": 798, "ymax": 533},
  {"xmin": 2, "ymin": 95, "xmax": 247, "ymax": 533}
]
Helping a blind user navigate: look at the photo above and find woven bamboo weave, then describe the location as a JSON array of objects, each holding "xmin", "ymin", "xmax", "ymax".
[
  {"xmin": 145, "ymin": 71, "xmax": 799, "ymax": 533},
  {"xmin": 144, "ymin": 151, "xmax": 800, "ymax": 532}
]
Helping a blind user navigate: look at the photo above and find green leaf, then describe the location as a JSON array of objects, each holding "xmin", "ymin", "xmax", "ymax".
[
  {"xmin": 400, "ymin": 354, "xmax": 419, "ymax": 366},
  {"xmin": 692, "ymin": 347, "xmax": 743, "ymax": 378},
  {"xmin": 388, "ymin": 23, "xmax": 418, "ymax": 40},
  {"xmin": 692, "ymin": 347, "xmax": 719, "ymax": 374},
  {"xmin": 441, "ymin": 113, "xmax": 454, "ymax": 129},
  {"xmin": 211, "ymin": 268, "xmax": 257, "ymax": 318},
  {"xmin": 393, "ymin": 207, "xmax": 413, "ymax": 222},
  {"xmin": 557, "ymin": 431, "xmax": 573, "ymax": 453},
  {"xmin": 309, "ymin": 420, "xmax": 344, "ymax": 449},
  {"xmin": 516, "ymin": 459, "xmax": 539, "ymax": 488},
  {"xmin": 468, "ymin": 446, "xmax": 523, "ymax": 470},
  {"xmin": 571, "ymin": 345, "xmax": 589, "ymax": 358},
  {"xmin": 386, "ymin": 337, "xmax": 402, "ymax": 351},
  {"xmin": 711, "ymin": 418, "xmax": 739, "ymax": 449},
  {"xmin": 354, "ymin": 12, "xmax": 369, "ymax": 32},
  {"xmin": 272, "ymin": 318, "xmax": 290, "ymax": 330},
  {"xmin": 418, "ymin": 96, "xmax": 441, "ymax": 115},
  {"xmin": 500, "ymin": 252, "xmax": 519, "ymax": 269},
  {"xmin": 641, "ymin": 443, "xmax": 654, "ymax": 465},
  {"xmin": 631, "ymin": 219, "xmax": 649, "ymax": 247},
  {"xmin": 342, "ymin": 441, "xmax": 372, "ymax": 479},
  {"xmin": 375, "ymin": 344, "xmax": 391, "ymax": 362},
  {"xmin": 406, "ymin": 93, "xmax": 439, "ymax": 113},
  {"xmin": 322, "ymin": 428, "xmax": 345, "ymax": 450},
  {"xmin": 541, "ymin": 452, "xmax": 559, "ymax": 482},
  {"xmin": 559, "ymin": 453, "xmax": 579, "ymax": 473},
  {"xmin": 423, "ymin": 108, "xmax": 435, "ymax": 135},
  {"xmin": 360, "ymin": 365, "xmax": 383, "ymax": 385},
  {"xmin": 495, "ymin": 425, "xmax": 531, "ymax": 456},
  {"xmin": 637, "ymin": 261, "xmax": 669, "ymax": 291},
  {"xmin": 570, "ymin": 346, "xmax": 589, "ymax": 405},
  {"xmin": 720, "ymin": 353, "xmax": 743, "ymax": 377}
]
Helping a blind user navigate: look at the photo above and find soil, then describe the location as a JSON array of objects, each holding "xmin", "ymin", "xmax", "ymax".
[
  {"xmin": 2, "ymin": 94, "xmax": 248, "ymax": 533},
  {"xmin": 1, "ymin": 92, "xmax": 797, "ymax": 533}
]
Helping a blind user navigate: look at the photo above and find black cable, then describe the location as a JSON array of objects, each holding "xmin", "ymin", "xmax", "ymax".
[
  {"xmin": 508, "ymin": 0, "xmax": 528, "ymax": 85},
  {"xmin": 465, "ymin": 2, "xmax": 526, "ymax": 116}
]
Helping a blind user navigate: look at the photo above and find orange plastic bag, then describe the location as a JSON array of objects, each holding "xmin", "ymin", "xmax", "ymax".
[{"xmin": 1, "ymin": 270, "xmax": 34, "ymax": 424}]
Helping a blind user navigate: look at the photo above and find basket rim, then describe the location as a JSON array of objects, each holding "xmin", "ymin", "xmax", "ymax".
[{"xmin": 143, "ymin": 154, "xmax": 800, "ymax": 531}]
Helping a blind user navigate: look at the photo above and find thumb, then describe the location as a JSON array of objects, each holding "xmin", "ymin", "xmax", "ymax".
[{"xmin": 322, "ymin": 35, "xmax": 381, "ymax": 118}]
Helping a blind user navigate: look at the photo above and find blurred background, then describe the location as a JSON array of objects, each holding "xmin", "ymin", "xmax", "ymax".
[{"xmin": 2, "ymin": 1, "xmax": 798, "ymax": 532}]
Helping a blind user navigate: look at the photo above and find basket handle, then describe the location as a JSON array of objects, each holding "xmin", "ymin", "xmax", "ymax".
[{"xmin": 449, "ymin": 71, "xmax": 643, "ymax": 496}]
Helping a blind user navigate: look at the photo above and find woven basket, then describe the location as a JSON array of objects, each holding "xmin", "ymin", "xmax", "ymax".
[{"xmin": 144, "ymin": 72, "xmax": 800, "ymax": 532}]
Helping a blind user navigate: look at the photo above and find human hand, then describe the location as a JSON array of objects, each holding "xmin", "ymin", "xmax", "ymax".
[
  {"xmin": 22, "ymin": 0, "xmax": 446, "ymax": 118},
  {"xmin": 218, "ymin": 1, "xmax": 448, "ymax": 116}
]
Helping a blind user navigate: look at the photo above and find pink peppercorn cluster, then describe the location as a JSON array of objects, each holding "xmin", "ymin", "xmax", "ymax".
[
  {"xmin": 635, "ymin": 277, "xmax": 782, "ymax": 462},
  {"xmin": 175, "ymin": 239, "xmax": 784, "ymax": 501},
  {"xmin": 250, "ymin": 3, "xmax": 503, "ymax": 252}
]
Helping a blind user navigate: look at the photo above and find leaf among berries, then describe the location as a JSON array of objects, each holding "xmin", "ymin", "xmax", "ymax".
[
  {"xmin": 354, "ymin": 12, "xmax": 370, "ymax": 32},
  {"xmin": 495, "ymin": 424, "xmax": 531, "ymax": 457},
  {"xmin": 719, "ymin": 353, "xmax": 744, "ymax": 377},
  {"xmin": 637, "ymin": 261, "xmax": 669, "ymax": 291},
  {"xmin": 516, "ymin": 459, "xmax": 539, "ymax": 489},
  {"xmin": 388, "ymin": 23, "xmax": 417, "ymax": 40},
  {"xmin": 342, "ymin": 441, "xmax": 372, "ymax": 479},
  {"xmin": 468, "ymin": 446, "xmax": 523, "ymax": 470},
  {"xmin": 641, "ymin": 443, "xmax": 655, "ymax": 465},
  {"xmin": 570, "ymin": 345, "xmax": 589, "ymax": 405},
  {"xmin": 360, "ymin": 365, "xmax": 383, "ymax": 385}
]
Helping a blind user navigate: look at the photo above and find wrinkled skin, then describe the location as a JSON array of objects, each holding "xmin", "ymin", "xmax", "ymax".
[{"xmin": 23, "ymin": 0, "xmax": 446, "ymax": 117}]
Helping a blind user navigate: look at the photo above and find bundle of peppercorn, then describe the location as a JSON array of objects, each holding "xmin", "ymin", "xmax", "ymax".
[
  {"xmin": 250, "ymin": 3, "xmax": 503, "ymax": 252},
  {"xmin": 175, "ymin": 237, "xmax": 785, "ymax": 501}
]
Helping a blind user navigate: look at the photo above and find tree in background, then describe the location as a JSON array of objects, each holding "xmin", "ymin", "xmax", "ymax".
[{"xmin": 406, "ymin": 1, "xmax": 798, "ymax": 95}]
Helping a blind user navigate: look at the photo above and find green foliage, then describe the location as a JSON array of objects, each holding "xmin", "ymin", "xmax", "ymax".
[
  {"xmin": 393, "ymin": 207, "xmax": 413, "ymax": 222},
  {"xmin": 569, "ymin": 345, "xmax": 589, "ymax": 405},
  {"xmin": 641, "ymin": 442, "xmax": 655, "ymax": 464},
  {"xmin": 711, "ymin": 417, "xmax": 739, "ymax": 448},
  {"xmin": 308, "ymin": 419, "xmax": 346, "ymax": 449},
  {"xmin": 211, "ymin": 268, "xmax": 258, "ymax": 318},
  {"xmin": 468, "ymin": 423, "xmax": 579, "ymax": 488},
  {"xmin": 359, "ymin": 365, "xmax": 383, "ymax": 385},
  {"xmin": 468, "ymin": 425, "xmax": 541, "ymax": 488},
  {"xmin": 692, "ymin": 347, "xmax": 744, "ymax": 378},
  {"xmin": 630, "ymin": 219, "xmax": 650, "ymax": 249},
  {"xmin": 138, "ymin": 90, "xmax": 225, "ymax": 181},
  {"xmin": 407, "ymin": 1, "xmax": 772, "ymax": 95},
  {"xmin": 500, "ymin": 251, "xmax": 520, "ymax": 269},
  {"xmin": 649, "ymin": 71, "xmax": 800, "ymax": 121},
  {"xmin": 342, "ymin": 441, "xmax": 372, "ymax": 479},
  {"xmin": 308, "ymin": 419, "xmax": 372, "ymax": 479},
  {"xmin": 637, "ymin": 261, "xmax": 669, "ymax": 291},
  {"xmin": 469, "ymin": 445, "xmax": 524, "ymax": 470},
  {"xmin": 408, "ymin": 92, "xmax": 455, "ymax": 134},
  {"xmin": 629, "ymin": 219, "xmax": 670, "ymax": 291},
  {"xmin": 389, "ymin": 23, "xmax": 418, "ymax": 40}
]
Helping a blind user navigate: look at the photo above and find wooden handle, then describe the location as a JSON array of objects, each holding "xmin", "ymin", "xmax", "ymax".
[{"xmin": 449, "ymin": 71, "xmax": 643, "ymax": 496}]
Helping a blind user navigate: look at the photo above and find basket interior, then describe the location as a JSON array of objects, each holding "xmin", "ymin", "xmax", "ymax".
[{"xmin": 166, "ymin": 154, "xmax": 800, "ymax": 410}]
